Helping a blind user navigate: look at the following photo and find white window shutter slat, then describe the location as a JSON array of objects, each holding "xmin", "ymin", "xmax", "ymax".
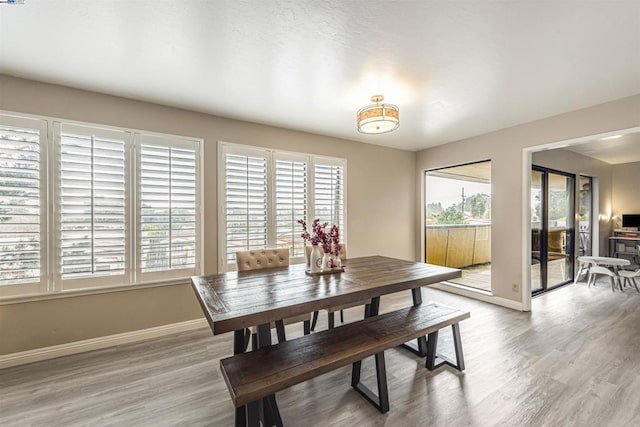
[
  {"xmin": 0, "ymin": 121, "xmax": 45, "ymax": 290},
  {"xmin": 58, "ymin": 126, "xmax": 128, "ymax": 285},
  {"xmin": 224, "ymin": 152, "xmax": 268, "ymax": 263},
  {"xmin": 138, "ymin": 140, "xmax": 198, "ymax": 277},
  {"xmin": 275, "ymin": 158, "xmax": 307, "ymax": 257},
  {"xmin": 219, "ymin": 143, "xmax": 346, "ymax": 271},
  {"xmin": 314, "ymin": 162, "xmax": 345, "ymax": 238}
]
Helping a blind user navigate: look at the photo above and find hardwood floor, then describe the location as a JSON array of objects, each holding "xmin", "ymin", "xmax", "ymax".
[{"xmin": 1, "ymin": 280, "xmax": 639, "ymax": 426}]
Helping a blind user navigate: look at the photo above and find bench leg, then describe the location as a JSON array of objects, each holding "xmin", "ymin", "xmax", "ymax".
[
  {"xmin": 328, "ymin": 311, "xmax": 335, "ymax": 329},
  {"xmin": 262, "ymin": 395, "xmax": 283, "ymax": 427},
  {"xmin": 350, "ymin": 351, "xmax": 390, "ymax": 414},
  {"xmin": 452, "ymin": 323, "xmax": 465, "ymax": 371},
  {"xmin": 303, "ymin": 319, "xmax": 311, "ymax": 335},
  {"xmin": 401, "ymin": 336, "xmax": 428, "ymax": 357},
  {"xmin": 426, "ymin": 323, "xmax": 465, "ymax": 371},
  {"xmin": 375, "ymin": 352, "xmax": 390, "ymax": 413}
]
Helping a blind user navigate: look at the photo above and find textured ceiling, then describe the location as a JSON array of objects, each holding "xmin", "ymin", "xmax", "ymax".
[
  {"xmin": 567, "ymin": 132, "xmax": 640, "ymax": 165},
  {"xmin": 0, "ymin": 1, "xmax": 639, "ymax": 151}
]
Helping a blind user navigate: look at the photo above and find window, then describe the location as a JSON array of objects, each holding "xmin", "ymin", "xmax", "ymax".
[
  {"xmin": 314, "ymin": 160, "xmax": 345, "ymax": 235},
  {"xmin": 223, "ymin": 148, "xmax": 268, "ymax": 264},
  {"xmin": 0, "ymin": 112, "xmax": 202, "ymax": 299},
  {"xmin": 218, "ymin": 142, "xmax": 346, "ymax": 271},
  {"xmin": 137, "ymin": 134, "xmax": 199, "ymax": 282},
  {"xmin": 425, "ymin": 160, "xmax": 491, "ymax": 292},
  {"xmin": 0, "ymin": 115, "xmax": 48, "ymax": 297},
  {"xmin": 275, "ymin": 154, "xmax": 307, "ymax": 258},
  {"xmin": 56, "ymin": 123, "xmax": 129, "ymax": 289}
]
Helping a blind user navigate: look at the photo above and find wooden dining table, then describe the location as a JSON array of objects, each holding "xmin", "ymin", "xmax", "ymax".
[{"xmin": 191, "ymin": 255, "xmax": 461, "ymax": 425}]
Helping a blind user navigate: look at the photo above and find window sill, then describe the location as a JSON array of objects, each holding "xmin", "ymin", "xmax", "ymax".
[
  {"xmin": 0, "ymin": 278, "xmax": 192, "ymax": 306},
  {"xmin": 438, "ymin": 280, "xmax": 494, "ymax": 296}
]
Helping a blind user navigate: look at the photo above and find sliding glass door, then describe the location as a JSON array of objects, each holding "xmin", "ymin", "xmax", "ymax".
[{"xmin": 531, "ymin": 166, "xmax": 575, "ymax": 295}]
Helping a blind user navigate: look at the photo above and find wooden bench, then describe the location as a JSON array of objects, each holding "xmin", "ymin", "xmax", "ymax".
[{"xmin": 220, "ymin": 302, "xmax": 470, "ymax": 426}]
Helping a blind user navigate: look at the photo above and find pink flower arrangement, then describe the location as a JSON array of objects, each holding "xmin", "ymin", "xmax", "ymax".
[
  {"xmin": 298, "ymin": 218, "xmax": 342, "ymax": 268},
  {"xmin": 329, "ymin": 225, "xmax": 341, "ymax": 258},
  {"xmin": 297, "ymin": 218, "xmax": 327, "ymax": 247}
]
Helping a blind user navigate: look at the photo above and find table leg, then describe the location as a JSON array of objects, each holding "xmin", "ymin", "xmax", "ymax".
[
  {"xmin": 401, "ymin": 287, "xmax": 428, "ymax": 356},
  {"xmin": 233, "ymin": 329, "xmax": 248, "ymax": 426},
  {"xmin": 411, "ymin": 287, "xmax": 423, "ymax": 305},
  {"xmin": 366, "ymin": 296, "xmax": 380, "ymax": 317},
  {"xmin": 255, "ymin": 323, "xmax": 283, "ymax": 427},
  {"xmin": 234, "ymin": 329, "xmax": 247, "ymax": 355}
]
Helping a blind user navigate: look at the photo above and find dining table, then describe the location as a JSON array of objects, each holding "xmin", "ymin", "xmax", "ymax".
[
  {"xmin": 576, "ymin": 255, "xmax": 630, "ymax": 269},
  {"xmin": 575, "ymin": 255, "xmax": 631, "ymax": 281},
  {"xmin": 191, "ymin": 255, "xmax": 461, "ymax": 425}
]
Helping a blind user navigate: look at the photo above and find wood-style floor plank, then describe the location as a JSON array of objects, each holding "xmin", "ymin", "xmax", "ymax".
[{"xmin": 1, "ymin": 279, "xmax": 639, "ymax": 426}]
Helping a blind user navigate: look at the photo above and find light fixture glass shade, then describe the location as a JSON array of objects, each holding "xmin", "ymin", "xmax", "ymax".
[{"xmin": 357, "ymin": 95, "xmax": 399, "ymax": 134}]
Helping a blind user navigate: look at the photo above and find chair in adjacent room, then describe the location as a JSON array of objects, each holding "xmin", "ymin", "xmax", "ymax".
[
  {"xmin": 575, "ymin": 257, "xmax": 594, "ymax": 282},
  {"xmin": 587, "ymin": 266, "xmax": 620, "ymax": 292},
  {"xmin": 618, "ymin": 248, "xmax": 640, "ymax": 293},
  {"xmin": 235, "ymin": 248, "xmax": 312, "ymax": 349}
]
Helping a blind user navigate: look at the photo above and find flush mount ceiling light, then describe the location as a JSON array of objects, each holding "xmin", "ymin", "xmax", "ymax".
[{"xmin": 357, "ymin": 94, "xmax": 399, "ymax": 134}]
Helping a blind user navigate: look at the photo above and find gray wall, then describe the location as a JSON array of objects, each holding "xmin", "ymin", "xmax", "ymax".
[{"xmin": 612, "ymin": 161, "xmax": 640, "ymax": 220}]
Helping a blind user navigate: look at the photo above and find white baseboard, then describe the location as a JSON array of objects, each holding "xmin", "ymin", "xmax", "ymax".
[
  {"xmin": 430, "ymin": 282, "xmax": 526, "ymax": 311},
  {"xmin": 0, "ymin": 318, "xmax": 209, "ymax": 370}
]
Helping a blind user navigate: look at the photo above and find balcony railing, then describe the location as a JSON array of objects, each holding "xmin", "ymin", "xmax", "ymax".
[{"xmin": 425, "ymin": 224, "xmax": 491, "ymax": 268}]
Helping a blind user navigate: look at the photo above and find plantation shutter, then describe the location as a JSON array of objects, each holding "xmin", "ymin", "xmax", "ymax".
[
  {"xmin": 0, "ymin": 116, "xmax": 47, "ymax": 296},
  {"xmin": 137, "ymin": 134, "xmax": 199, "ymax": 281},
  {"xmin": 222, "ymin": 147, "xmax": 268, "ymax": 268},
  {"xmin": 274, "ymin": 155, "xmax": 307, "ymax": 258},
  {"xmin": 56, "ymin": 123, "xmax": 129, "ymax": 289},
  {"xmin": 218, "ymin": 142, "xmax": 346, "ymax": 272},
  {"xmin": 314, "ymin": 160, "xmax": 346, "ymax": 239}
]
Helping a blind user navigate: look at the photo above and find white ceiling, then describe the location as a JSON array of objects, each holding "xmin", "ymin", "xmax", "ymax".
[
  {"xmin": 0, "ymin": 1, "xmax": 639, "ymax": 152},
  {"xmin": 566, "ymin": 132, "xmax": 640, "ymax": 164}
]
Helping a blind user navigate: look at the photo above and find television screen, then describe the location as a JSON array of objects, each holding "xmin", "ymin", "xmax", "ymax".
[{"xmin": 622, "ymin": 214, "xmax": 640, "ymax": 228}]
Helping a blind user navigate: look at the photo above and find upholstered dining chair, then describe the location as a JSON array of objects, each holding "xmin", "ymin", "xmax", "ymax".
[
  {"xmin": 235, "ymin": 248, "xmax": 312, "ymax": 349},
  {"xmin": 305, "ymin": 244, "xmax": 371, "ymax": 330}
]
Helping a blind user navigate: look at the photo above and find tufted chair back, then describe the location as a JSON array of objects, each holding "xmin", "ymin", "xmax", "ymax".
[{"xmin": 235, "ymin": 248, "xmax": 290, "ymax": 272}]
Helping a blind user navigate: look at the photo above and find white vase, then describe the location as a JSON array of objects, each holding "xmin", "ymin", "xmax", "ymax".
[
  {"xmin": 310, "ymin": 246, "xmax": 322, "ymax": 273},
  {"xmin": 322, "ymin": 253, "xmax": 331, "ymax": 271},
  {"xmin": 334, "ymin": 257, "xmax": 342, "ymax": 269}
]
